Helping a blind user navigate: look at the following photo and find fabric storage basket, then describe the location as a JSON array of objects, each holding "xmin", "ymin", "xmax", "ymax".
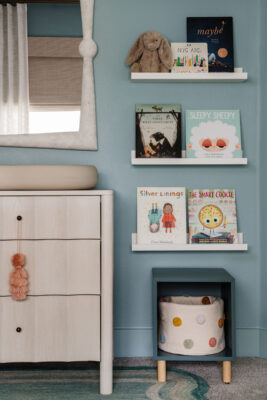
[{"xmin": 158, "ymin": 296, "xmax": 225, "ymax": 356}]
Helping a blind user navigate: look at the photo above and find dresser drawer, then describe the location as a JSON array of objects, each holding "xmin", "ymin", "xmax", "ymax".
[
  {"xmin": 0, "ymin": 196, "xmax": 100, "ymax": 239},
  {"xmin": 0, "ymin": 295, "xmax": 100, "ymax": 362},
  {"xmin": 0, "ymin": 240, "xmax": 100, "ymax": 296}
]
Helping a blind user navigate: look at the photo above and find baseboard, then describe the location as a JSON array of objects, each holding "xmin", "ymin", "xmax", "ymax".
[
  {"xmin": 114, "ymin": 327, "xmax": 261, "ymax": 358},
  {"xmin": 260, "ymin": 329, "xmax": 267, "ymax": 358},
  {"xmin": 114, "ymin": 327, "xmax": 153, "ymax": 358}
]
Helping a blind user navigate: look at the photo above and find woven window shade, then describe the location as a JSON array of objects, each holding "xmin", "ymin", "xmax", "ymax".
[{"xmin": 28, "ymin": 37, "xmax": 82, "ymax": 107}]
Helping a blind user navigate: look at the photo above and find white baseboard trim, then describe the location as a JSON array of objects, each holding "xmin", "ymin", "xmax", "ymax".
[{"xmin": 114, "ymin": 327, "xmax": 263, "ymax": 358}]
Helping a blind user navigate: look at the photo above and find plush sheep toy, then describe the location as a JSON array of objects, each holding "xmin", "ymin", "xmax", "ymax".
[{"xmin": 126, "ymin": 31, "xmax": 172, "ymax": 73}]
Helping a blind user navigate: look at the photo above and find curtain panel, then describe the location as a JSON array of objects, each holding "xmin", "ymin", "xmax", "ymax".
[{"xmin": 0, "ymin": 4, "xmax": 29, "ymax": 135}]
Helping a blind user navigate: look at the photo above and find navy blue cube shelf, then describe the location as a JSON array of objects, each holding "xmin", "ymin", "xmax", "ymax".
[{"xmin": 152, "ymin": 268, "xmax": 236, "ymax": 383}]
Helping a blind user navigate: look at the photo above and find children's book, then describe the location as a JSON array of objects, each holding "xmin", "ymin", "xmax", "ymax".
[
  {"xmin": 186, "ymin": 110, "xmax": 242, "ymax": 158},
  {"xmin": 171, "ymin": 43, "xmax": 208, "ymax": 73},
  {"xmin": 137, "ymin": 187, "xmax": 187, "ymax": 244},
  {"xmin": 187, "ymin": 17, "xmax": 234, "ymax": 72},
  {"xmin": 188, "ymin": 189, "xmax": 238, "ymax": 244},
  {"xmin": 136, "ymin": 104, "xmax": 181, "ymax": 158}
]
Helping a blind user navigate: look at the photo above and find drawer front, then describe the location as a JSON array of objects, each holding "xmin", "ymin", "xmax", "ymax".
[
  {"xmin": 0, "ymin": 196, "xmax": 100, "ymax": 239},
  {"xmin": 0, "ymin": 296, "xmax": 100, "ymax": 362},
  {"xmin": 0, "ymin": 240, "xmax": 100, "ymax": 296}
]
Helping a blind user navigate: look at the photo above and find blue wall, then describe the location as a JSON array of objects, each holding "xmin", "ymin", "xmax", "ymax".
[
  {"xmin": 260, "ymin": 0, "xmax": 267, "ymax": 358},
  {"xmin": 0, "ymin": 0, "xmax": 265, "ymax": 357}
]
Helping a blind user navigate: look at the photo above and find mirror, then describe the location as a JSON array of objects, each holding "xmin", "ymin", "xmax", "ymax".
[{"xmin": 0, "ymin": 0, "xmax": 97, "ymax": 150}]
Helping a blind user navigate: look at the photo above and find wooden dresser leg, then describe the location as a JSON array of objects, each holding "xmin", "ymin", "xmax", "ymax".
[
  {"xmin": 100, "ymin": 360, "xmax": 113, "ymax": 395},
  {"xmin": 222, "ymin": 361, "xmax": 231, "ymax": 383},
  {"xmin": 100, "ymin": 193, "xmax": 114, "ymax": 395},
  {"xmin": 157, "ymin": 360, "xmax": 166, "ymax": 383}
]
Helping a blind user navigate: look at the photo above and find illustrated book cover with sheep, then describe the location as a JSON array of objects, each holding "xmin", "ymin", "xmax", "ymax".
[
  {"xmin": 137, "ymin": 187, "xmax": 187, "ymax": 244},
  {"xmin": 135, "ymin": 104, "xmax": 181, "ymax": 158},
  {"xmin": 186, "ymin": 110, "xmax": 242, "ymax": 158},
  {"xmin": 188, "ymin": 189, "xmax": 238, "ymax": 244}
]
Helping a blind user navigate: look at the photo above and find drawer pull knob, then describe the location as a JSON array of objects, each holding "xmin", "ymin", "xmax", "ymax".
[
  {"xmin": 16, "ymin": 327, "xmax": 22, "ymax": 333},
  {"xmin": 17, "ymin": 216, "xmax": 22, "ymax": 221}
]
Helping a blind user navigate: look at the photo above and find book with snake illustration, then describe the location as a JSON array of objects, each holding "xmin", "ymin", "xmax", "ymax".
[
  {"xmin": 137, "ymin": 187, "xmax": 186, "ymax": 244},
  {"xmin": 188, "ymin": 189, "xmax": 238, "ymax": 244}
]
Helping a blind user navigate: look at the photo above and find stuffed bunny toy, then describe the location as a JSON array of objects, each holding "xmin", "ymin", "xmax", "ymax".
[{"xmin": 126, "ymin": 31, "xmax": 172, "ymax": 73}]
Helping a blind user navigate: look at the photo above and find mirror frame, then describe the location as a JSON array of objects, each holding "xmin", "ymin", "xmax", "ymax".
[{"xmin": 0, "ymin": 0, "xmax": 97, "ymax": 150}]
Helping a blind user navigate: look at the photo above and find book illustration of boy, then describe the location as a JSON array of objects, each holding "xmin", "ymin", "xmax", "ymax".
[
  {"xmin": 187, "ymin": 120, "xmax": 241, "ymax": 158},
  {"xmin": 148, "ymin": 203, "xmax": 162, "ymax": 233},
  {"xmin": 198, "ymin": 205, "xmax": 227, "ymax": 237},
  {"xmin": 162, "ymin": 203, "xmax": 176, "ymax": 233}
]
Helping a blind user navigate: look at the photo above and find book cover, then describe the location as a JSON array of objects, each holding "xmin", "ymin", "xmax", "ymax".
[
  {"xmin": 187, "ymin": 17, "xmax": 234, "ymax": 72},
  {"xmin": 186, "ymin": 110, "xmax": 242, "ymax": 158},
  {"xmin": 137, "ymin": 187, "xmax": 187, "ymax": 244},
  {"xmin": 171, "ymin": 43, "xmax": 208, "ymax": 73},
  {"xmin": 188, "ymin": 189, "xmax": 238, "ymax": 244},
  {"xmin": 136, "ymin": 104, "xmax": 181, "ymax": 158}
]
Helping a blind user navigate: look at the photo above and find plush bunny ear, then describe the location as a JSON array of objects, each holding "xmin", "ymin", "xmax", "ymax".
[
  {"xmin": 126, "ymin": 34, "xmax": 144, "ymax": 66},
  {"xmin": 158, "ymin": 36, "xmax": 172, "ymax": 70}
]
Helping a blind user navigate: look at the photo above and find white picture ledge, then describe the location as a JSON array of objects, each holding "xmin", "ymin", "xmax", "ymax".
[
  {"xmin": 131, "ymin": 68, "xmax": 248, "ymax": 83},
  {"xmin": 132, "ymin": 233, "xmax": 248, "ymax": 251},
  {"xmin": 131, "ymin": 151, "xmax": 248, "ymax": 165}
]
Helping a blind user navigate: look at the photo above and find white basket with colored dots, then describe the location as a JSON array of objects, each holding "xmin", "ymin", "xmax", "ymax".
[{"xmin": 158, "ymin": 296, "xmax": 225, "ymax": 356}]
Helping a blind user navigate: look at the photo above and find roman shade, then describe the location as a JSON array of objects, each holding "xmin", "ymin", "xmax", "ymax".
[{"xmin": 28, "ymin": 37, "xmax": 82, "ymax": 107}]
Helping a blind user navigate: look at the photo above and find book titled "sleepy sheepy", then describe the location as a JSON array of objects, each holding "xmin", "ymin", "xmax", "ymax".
[
  {"xmin": 137, "ymin": 187, "xmax": 187, "ymax": 244},
  {"xmin": 186, "ymin": 110, "xmax": 242, "ymax": 158}
]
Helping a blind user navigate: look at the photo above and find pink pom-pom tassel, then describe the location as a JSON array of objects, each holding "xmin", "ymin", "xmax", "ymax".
[{"xmin": 9, "ymin": 254, "xmax": 28, "ymax": 301}]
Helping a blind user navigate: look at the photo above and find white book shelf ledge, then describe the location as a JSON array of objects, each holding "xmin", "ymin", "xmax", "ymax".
[
  {"xmin": 131, "ymin": 68, "xmax": 248, "ymax": 83},
  {"xmin": 132, "ymin": 233, "xmax": 248, "ymax": 252},
  {"xmin": 131, "ymin": 151, "xmax": 247, "ymax": 166}
]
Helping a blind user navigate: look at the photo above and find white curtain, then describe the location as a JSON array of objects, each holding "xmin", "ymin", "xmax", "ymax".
[{"xmin": 0, "ymin": 4, "xmax": 29, "ymax": 135}]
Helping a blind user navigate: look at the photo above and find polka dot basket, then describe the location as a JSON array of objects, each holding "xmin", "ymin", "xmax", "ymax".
[{"xmin": 158, "ymin": 296, "xmax": 225, "ymax": 356}]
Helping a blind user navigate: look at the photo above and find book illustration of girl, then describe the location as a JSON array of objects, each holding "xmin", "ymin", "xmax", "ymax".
[
  {"xmin": 162, "ymin": 203, "xmax": 176, "ymax": 233},
  {"xmin": 148, "ymin": 203, "xmax": 162, "ymax": 233}
]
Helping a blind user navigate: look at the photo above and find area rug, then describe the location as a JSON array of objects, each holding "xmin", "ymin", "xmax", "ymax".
[{"xmin": 0, "ymin": 366, "xmax": 209, "ymax": 400}]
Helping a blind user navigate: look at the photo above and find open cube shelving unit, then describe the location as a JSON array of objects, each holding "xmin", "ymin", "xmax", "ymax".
[{"xmin": 152, "ymin": 268, "xmax": 236, "ymax": 383}]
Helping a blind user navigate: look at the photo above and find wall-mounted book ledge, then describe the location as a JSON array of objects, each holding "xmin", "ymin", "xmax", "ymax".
[
  {"xmin": 131, "ymin": 68, "xmax": 247, "ymax": 83},
  {"xmin": 131, "ymin": 151, "xmax": 247, "ymax": 166},
  {"xmin": 132, "ymin": 233, "xmax": 248, "ymax": 251}
]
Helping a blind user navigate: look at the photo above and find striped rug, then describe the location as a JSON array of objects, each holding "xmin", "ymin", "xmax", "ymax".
[{"xmin": 0, "ymin": 366, "xmax": 209, "ymax": 400}]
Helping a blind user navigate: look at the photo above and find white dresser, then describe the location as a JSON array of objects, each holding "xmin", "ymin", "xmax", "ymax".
[{"xmin": 0, "ymin": 190, "xmax": 114, "ymax": 395}]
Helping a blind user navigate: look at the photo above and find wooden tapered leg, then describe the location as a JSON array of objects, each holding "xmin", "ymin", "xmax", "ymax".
[
  {"xmin": 157, "ymin": 360, "xmax": 166, "ymax": 383},
  {"xmin": 222, "ymin": 361, "xmax": 231, "ymax": 383},
  {"xmin": 100, "ymin": 194, "xmax": 114, "ymax": 395}
]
